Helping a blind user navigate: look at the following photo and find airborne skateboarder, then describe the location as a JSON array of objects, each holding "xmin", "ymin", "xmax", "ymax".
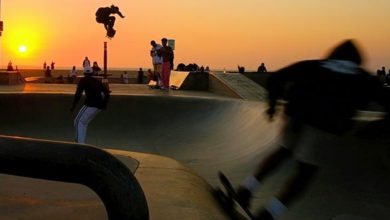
[{"xmin": 95, "ymin": 5, "xmax": 125, "ymax": 38}]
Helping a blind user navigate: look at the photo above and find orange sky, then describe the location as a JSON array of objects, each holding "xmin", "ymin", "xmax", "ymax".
[{"xmin": 1, "ymin": 0, "xmax": 390, "ymax": 71}]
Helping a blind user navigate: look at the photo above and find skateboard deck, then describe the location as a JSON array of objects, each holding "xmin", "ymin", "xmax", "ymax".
[
  {"xmin": 216, "ymin": 171, "xmax": 255, "ymax": 219},
  {"xmin": 106, "ymin": 28, "xmax": 116, "ymax": 38},
  {"xmin": 213, "ymin": 188, "xmax": 249, "ymax": 220}
]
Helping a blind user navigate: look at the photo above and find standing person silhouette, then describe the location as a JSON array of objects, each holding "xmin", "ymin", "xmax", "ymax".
[
  {"xmin": 83, "ymin": 57, "xmax": 91, "ymax": 69},
  {"xmin": 95, "ymin": 5, "xmax": 125, "ymax": 38},
  {"xmin": 92, "ymin": 61, "xmax": 102, "ymax": 76},
  {"xmin": 229, "ymin": 39, "xmax": 390, "ymax": 220},
  {"xmin": 70, "ymin": 67, "xmax": 110, "ymax": 144},
  {"xmin": 150, "ymin": 40, "xmax": 163, "ymax": 88},
  {"xmin": 157, "ymin": 38, "xmax": 174, "ymax": 90}
]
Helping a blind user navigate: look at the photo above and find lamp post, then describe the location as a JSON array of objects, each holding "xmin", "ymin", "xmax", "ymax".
[
  {"xmin": 0, "ymin": 0, "xmax": 3, "ymax": 36},
  {"xmin": 102, "ymin": 41, "xmax": 110, "ymax": 92},
  {"xmin": 0, "ymin": 0, "xmax": 3, "ymax": 70}
]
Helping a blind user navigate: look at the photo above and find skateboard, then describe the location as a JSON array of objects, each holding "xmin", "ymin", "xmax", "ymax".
[
  {"xmin": 214, "ymin": 171, "xmax": 255, "ymax": 219},
  {"xmin": 106, "ymin": 28, "xmax": 116, "ymax": 38}
]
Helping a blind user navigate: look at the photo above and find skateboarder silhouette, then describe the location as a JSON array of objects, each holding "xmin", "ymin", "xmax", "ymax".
[
  {"xmin": 219, "ymin": 39, "xmax": 390, "ymax": 220},
  {"xmin": 95, "ymin": 5, "xmax": 125, "ymax": 38}
]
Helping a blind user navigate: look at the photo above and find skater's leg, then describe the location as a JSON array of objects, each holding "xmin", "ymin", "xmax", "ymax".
[
  {"xmin": 235, "ymin": 147, "xmax": 292, "ymax": 208},
  {"xmin": 236, "ymin": 118, "xmax": 302, "ymax": 208},
  {"xmin": 254, "ymin": 147, "xmax": 292, "ymax": 182},
  {"xmin": 254, "ymin": 161, "xmax": 318, "ymax": 220},
  {"xmin": 104, "ymin": 23, "xmax": 109, "ymax": 31},
  {"xmin": 277, "ymin": 161, "xmax": 318, "ymax": 206},
  {"xmin": 74, "ymin": 106, "xmax": 101, "ymax": 144},
  {"xmin": 96, "ymin": 17, "xmax": 110, "ymax": 31},
  {"xmin": 108, "ymin": 16, "xmax": 116, "ymax": 31}
]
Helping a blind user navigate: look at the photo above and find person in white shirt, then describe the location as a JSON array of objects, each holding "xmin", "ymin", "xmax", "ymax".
[
  {"xmin": 150, "ymin": 40, "xmax": 163, "ymax": 88},
  {"xmin": 83, "ymin": 57, "xmax": 91, "ymax": 69},
  {"xmin": 69, "ymin": 66, "xmax": 78, "ymax": 83},
  {"xmin": 121, "ymin": 71, "xmax": 129, "ymax": 84}
]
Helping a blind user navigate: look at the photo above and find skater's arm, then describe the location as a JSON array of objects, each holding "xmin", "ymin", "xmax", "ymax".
[
  {"xmin": 70, "ymin": 82, "xmax": 84, "ymax": 111},
  {"xmin": 266, "ymin": 61, "xmax": 311, "ymax": 119},
  {"xmin": 101, "ymin": 83, "xmax": 110, "ymax": 110},
  {"xmin": 266, "ymin": 72, "xmax": 284, "ymax": 120},
  {"xmin": 116, "ymin": 10, "xmax": 125, "ymax": 18}
]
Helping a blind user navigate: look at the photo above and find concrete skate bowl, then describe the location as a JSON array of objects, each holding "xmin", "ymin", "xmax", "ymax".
[
  {"xmin": 0, "ymin": 93, "xmax": 281, "ymax": 186},
  {"xmin": 1, "ymin": 93, "xmax": 390, "ymax": 220}
]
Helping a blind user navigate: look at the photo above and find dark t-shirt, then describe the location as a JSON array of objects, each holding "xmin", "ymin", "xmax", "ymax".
[
  {"xmin": 73, "ymin": 75, "xmax": 110, "ymax": 109},
  {"xmin": 267, "ymin": 59, "xmax": 390, "ymax": 134}
]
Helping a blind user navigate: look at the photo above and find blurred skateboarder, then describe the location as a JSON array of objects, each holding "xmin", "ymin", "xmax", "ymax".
[
  {"xmin": 95, "ymin": 5, "xmax": 125, "ymax": 38},
  {"xmin": 231, "ymin": 39, "xmax": 390, "ymax": 219},
  {"xmin": 70, "ymin": 66, "xmax": 110, "ymax": 144}
]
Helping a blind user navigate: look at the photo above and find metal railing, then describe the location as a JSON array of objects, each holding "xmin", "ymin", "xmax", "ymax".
[{"xmin": 0, "ymin": 135, "xmax": 149, "ymax": 220}]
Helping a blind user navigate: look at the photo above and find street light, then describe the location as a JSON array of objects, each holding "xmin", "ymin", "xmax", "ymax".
[{"xmin": 0, "ymin": 0, "xmax": 2, "ymax": 36}]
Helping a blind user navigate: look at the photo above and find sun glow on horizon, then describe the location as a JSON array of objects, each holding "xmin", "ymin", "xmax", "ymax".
[
  {"xmin": 2, "ymin": 15, "xmax": 49, "ymax": 62},
  {"xmin": 2, "ymin": 1, "xmax": 390, "ymax": 71}
]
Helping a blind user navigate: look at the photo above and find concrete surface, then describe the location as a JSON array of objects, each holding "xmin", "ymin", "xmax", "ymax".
[
  {"xmin": 0, "ymin": 82, "xmax": 389, "ymax": 220},
  {"xmin": 0, "ymin": 149, "xmax": 226, "ymax": 220}
]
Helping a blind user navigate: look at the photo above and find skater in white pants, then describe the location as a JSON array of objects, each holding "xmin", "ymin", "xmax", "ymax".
[{"xmin": 70, "ymin": 67, "xmax": 110, "ymax": 144}]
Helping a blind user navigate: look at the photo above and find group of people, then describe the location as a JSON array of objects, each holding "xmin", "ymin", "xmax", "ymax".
[
  {"xmin": 376, "ymin": 66, "xmax": 390, "ymax": 86},
  {"xmin": 65, "ymin": 57, "xmax": 102, "ymax": 84},
  {"xmin": 237, "ymin": 63, "xmax": 267, "ymax": 73},
  {"xmin": 68, "ymin": 39, "xmax": 390, "ymax": 219},
  {"xmin": 121, "ymin": 68, "xmax": 145, "ymax": 84},
  {"xmin": 69, "ymin": 37, "xmax": 174, "ymax": 145},
  {"xmin": 82, "ymin": 56, "xmax": 103, "ymax": 76},
  {"xmin": 150, "ymin": 38, "xmax": 174, "ymax": 90},
  {"xmin": 7, "ymin": 61, "xmax": 18, "ymax": 71},
  {"xmin": 176, "ymin": 63, "xmax": 210, "ymax": 72}
]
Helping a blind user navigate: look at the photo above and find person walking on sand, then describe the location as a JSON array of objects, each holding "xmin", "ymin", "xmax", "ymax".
[
  {"xmin": 150, "ymin": 40, "xmax": 163, "ymax": 88},
  {"xmin": 70, "ymin": 66, "xmax": 110, "ymax": 144},
  {"xmin": 228, "ymin": 39, "xmax": 390, "ymax": 220},
  {"xmin": 157, "ymin": 38, "xmax": 174, "ymax": 90}
]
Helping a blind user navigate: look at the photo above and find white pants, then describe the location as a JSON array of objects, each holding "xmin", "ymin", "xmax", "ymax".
[{"xmin": 74, "ymin": 106, "xmax": 101, "ymax": 144}]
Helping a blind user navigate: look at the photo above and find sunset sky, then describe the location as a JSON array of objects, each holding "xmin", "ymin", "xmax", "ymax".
[{"xmin": 1, "ymin": 0, "xmax": 390, "ymax": 71}]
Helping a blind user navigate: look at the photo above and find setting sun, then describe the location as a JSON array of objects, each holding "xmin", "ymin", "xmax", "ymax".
[
  {"xmin": 1, "ymin": 0, "xmax": 390, "ymax": 70},
  {"xmin": 18, "ymin": 45, "xmax": 27, "ymax": 53}
]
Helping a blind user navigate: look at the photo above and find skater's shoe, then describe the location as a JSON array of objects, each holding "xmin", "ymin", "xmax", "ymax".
[
  {"xmin": 235, "ymin": 186, "xmax": 252, "ymax": 209},
  {"xmin": 106, "ymin": 28, "xmax": 116, "ymax": 38}
]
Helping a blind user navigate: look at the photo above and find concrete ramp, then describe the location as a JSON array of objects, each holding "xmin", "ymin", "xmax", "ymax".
[
  {"xmin": 170, "ymin": 71, "xmax": 209, "ymax": 90},
  {"xmin": 0, "ymin": 93, "xmax": 389, "ymax": 219},
  {"xmin": 0, "ymin": 93, "xmax": 280, "ymax": 185}
]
